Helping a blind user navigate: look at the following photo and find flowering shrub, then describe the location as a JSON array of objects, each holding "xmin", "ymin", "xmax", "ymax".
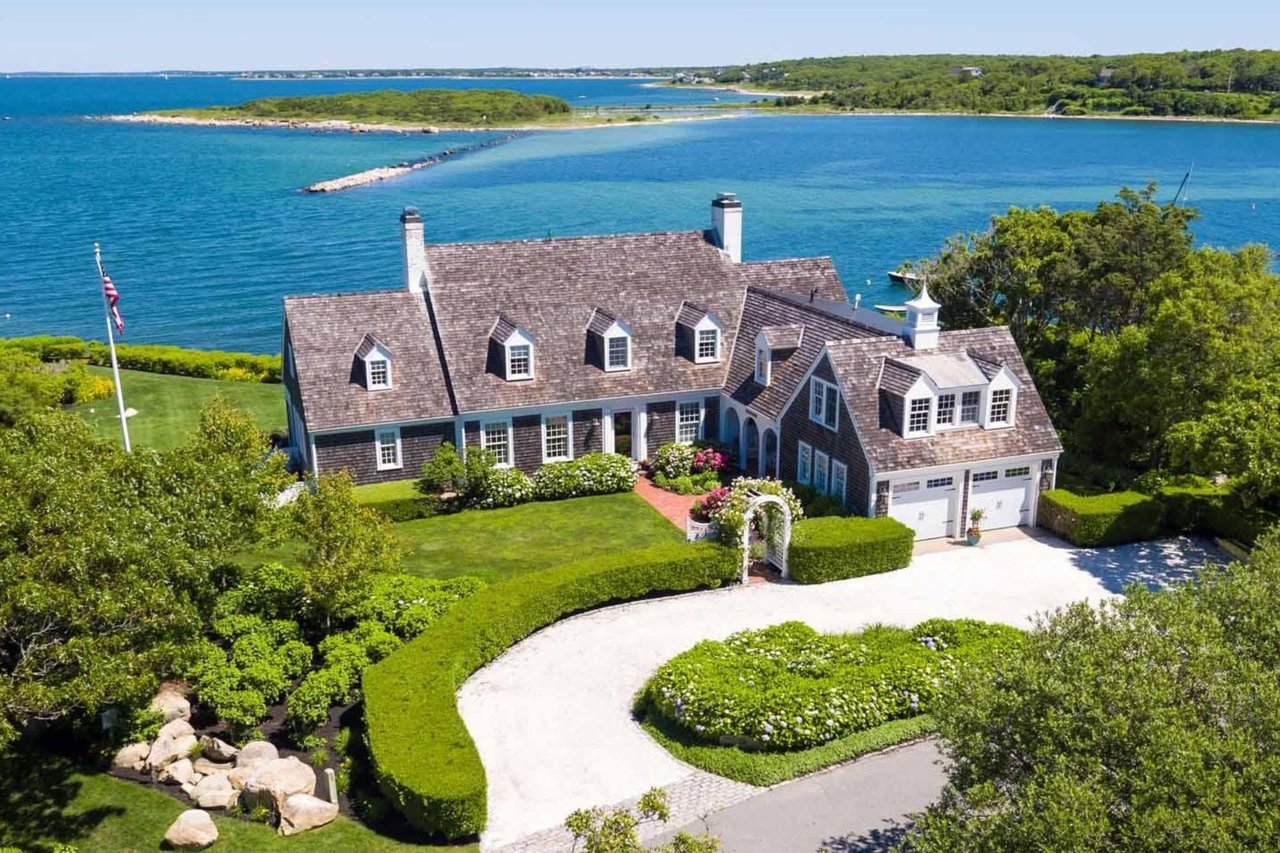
[
  {"xmin": 533, "ymin": 452, "xmax": 637, "ymax": 501},
  {"xmin": 474, "ymin": 466, "xmax": 534, "ymax": 508},
  {"xmin": 693, "ymin": 446, "xmax": 727, "ymax": 473},
  {"xmin": 644, "ymin": 619, "xmax": 1023, "ymax": 751},
  {"xmin": 652, "ymin": 443, "xmax": 698, "ymax": 479},
  {"xmin": 690, "ymin": 486, "xmax": 731, "ymax": 523},
  {"xmin": 710, "ymin": 477, "xmax": 804, "ymax": 545},
  {"xmin": 654, "ymin": 470, "xmax": 721, "ymax": 495}
]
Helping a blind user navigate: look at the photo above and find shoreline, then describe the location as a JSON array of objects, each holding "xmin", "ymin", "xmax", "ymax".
[{"xmin": 303, "ymin": 134, "xmax": 520, "ymax": 192}]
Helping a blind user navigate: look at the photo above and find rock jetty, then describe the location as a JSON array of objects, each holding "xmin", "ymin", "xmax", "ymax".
[{"xmin": 303, "ymin": 134, "xmax": 518, "ymax": 193}]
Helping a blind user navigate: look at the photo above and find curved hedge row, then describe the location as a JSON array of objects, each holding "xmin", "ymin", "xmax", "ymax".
[
  {"xmin": 2, "ymin": 334, "xmax": 281, "ymax": 383},
  {"xmin": 361, "ymin": 541, "xmax": 739, "ymax": 839},
  {"xmin": 788, "ymin": 516, "xmax": 914, "ymax": 584}
]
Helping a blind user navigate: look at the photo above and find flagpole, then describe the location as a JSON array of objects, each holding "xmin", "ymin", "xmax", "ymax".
[{"xmin": 94, "ymin": 242, "xmax": 131, "ymax": 453}]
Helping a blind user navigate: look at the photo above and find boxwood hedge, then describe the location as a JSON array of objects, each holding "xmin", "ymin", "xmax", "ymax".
[
  {"xmin": 3, "ymin": 334, "xmax": 281, "ymax": 383},
  {"xmin": 360, "ymin": 541, "xmax": 738, "ymax": 839},
  {"xmin": 787, "ymin": 516, "xmax": 914, "ymax": 584},
  {"xmin": 1038, "ymin": 489, "xmax": 1165, "ymax": 547}
]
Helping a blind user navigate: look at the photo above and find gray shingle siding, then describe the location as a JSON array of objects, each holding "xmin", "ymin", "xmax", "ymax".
[
  {"xmin": 314, "ymin": 422, "xmax": 453, "ymax": 484},
  {"xmin": 646, "ymin": 401, "xmax": 675, "ymax": 451},
  {"xmin": 703, "ymin": 396, "xmax": 720, "ymax": 443},
  {"xmin": 513, "ymin": 414, "xmax": 542, "ymax": 473},
  {"xmin": 779, "ymin": 356, "xmax": 872, "ymax": 512},
  {"xmin": 573, "ymin": 409, "xmax": 603, "ymax": 456}
]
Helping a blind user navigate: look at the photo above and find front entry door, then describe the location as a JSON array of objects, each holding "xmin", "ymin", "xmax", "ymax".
[{"xmin": 612, "ymin": 410, "xmax": 634, "ymax": 459}]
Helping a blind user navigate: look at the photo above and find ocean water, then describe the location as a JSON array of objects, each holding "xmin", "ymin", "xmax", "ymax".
[{"xmin": 1, "ymin": 76, "xmax": 1278, "ymax": 353}]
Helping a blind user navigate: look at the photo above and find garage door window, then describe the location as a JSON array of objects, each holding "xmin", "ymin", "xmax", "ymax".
[
  {"xmin": 892, "ymin": 481, "xmax": 920, "ymax": 494},
  {"xmin": 973, "ymin": 471, "xmax": 998, "ymax": 483},
  {"xmin": 1005, "ymin": 466, "xmax": 1031, "ymax": 478},
  {"xmin": 926, "ymin": 476, "xmax": 953, "ymax": 489}
]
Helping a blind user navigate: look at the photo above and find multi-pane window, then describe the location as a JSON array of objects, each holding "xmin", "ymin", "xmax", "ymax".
[
  {"xmin": 797, "ymin": 442, "xmax": 813, "ymax": 485},
  {"xmin": 544, "ymin": 415, "xmax": 570, "ymax": 461},
  {"xmin": 926, "ymin": 477, "xmax": 953, "ymax": 489},
  {"xmin": 1005, "ymin": 466, "xmax": 1031, "ymax": 478},
  {"xmin": 606, "ymin": 335, "xmax": 630, "ymax": 370},
  {"xmin": 814, "ymin": 450, "xmax": 830, "ymax": 494},
  {"xmin": 973, "ymin": 470, "xmax": 998, "ymax": 483},
  {"xmin": 697, "ymin": 329, "xmax": 719, "ymax": 361},
  {"xmin": 676, "ymin": 401, "xmax": 702, "ymax": 443},
  {"xmin": 368, "ymin": 358, "xmax": 390, "ymax": 389},
  {"xmin": 960, "ymin": 391, "xmax": 981, "ymax": 424},
  {"xmin": 755, "ymin": 347, "xmax": 770, "ymax": 384},
  {"xmin": 508, "ymin": 343, "xmax": 532, "ymax": 379},
  {"xmin": 892, "ymin": 481, "xmax": 920, "ymax": 494},
  {"xmin": 831, "ymin": 461, "xmax": 848, "ymax": 503},
  {"xmin": 376, "ymin": 429, "xmax": 400, "ymax": 470},
  {"xmin": 810, "ymin": 379, "xmax": 839, "ymax": 430},
  {"xmin": 481, "ymin": 421, "xmax": 511, "ymax": 465},
  {"xmin": 989, "ymin": 388, "xmax": 1012, "ymax": 423},
  {"xmin": 907, "ymin": 397, "xmax": 931, "ymax": 434},
  {"xmin": 936, "ymin": 393, "xmax": 955, "ymax": 426}
]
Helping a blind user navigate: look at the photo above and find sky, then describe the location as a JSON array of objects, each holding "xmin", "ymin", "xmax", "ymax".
[{"xmin": 1, "ymin": 0, "xmax": 1274, "ymax": 73}]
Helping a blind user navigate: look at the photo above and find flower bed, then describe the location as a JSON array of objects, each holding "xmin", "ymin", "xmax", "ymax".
[
  {"xmin": 650, "ymin": 442, "xmax": 728, "ymax": 494},
  {"xmin": 643, "ymin": 619, "xmax": 1023, "ymax": 752}
]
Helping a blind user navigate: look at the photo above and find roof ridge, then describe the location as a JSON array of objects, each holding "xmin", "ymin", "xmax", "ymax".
[
  {"xmin": 284, "ymin": 287, "xmax": 408, "ymax": 302},
  {"xmin": 740, "ymin": 255, "xmax": 835, "ymax": 266},
  {"xmin": 426, "ymin": 229, "xmax": 709, "ymax": 250}
]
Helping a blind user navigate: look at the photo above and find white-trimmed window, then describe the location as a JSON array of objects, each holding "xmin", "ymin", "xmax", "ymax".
[
  {"xmin": 1005, "ymin": 466, "xmax": 1031, "ymax": 478},
  {"xmin": 892, "ymin": 481, "xmax": 920, "ymax": 494},
  {"xmin": 926, "ymin": 476, "xmax": 953, "ymax": 489},
  {"xmin": 831, "ymin": 461, "xmax": 848, "ymax": 503},
  {"xmin": 809, "ymin": 378, "xmax": 839, "ymax": 431},
  {"xmin": 755, "ymin": 347, "xmax": 770, "ymax": 385},
  {"xmin": 907, "ymin": 397, "xmax": 931, "ymax": 435},
  {"xmin": 814, "ymin": 450, "xmax": 830, "ymax": 494},
  {"xmin": 936, "ymin": 393, "xmax": 955, "ymax": 426},
  {"xmin": 960, "ymin": 391, "xmax": 981, "ymax": 424},
  {"xmin": 989, "ymin": 388, "xmax": 1012, "ymax": 424},
  {"xmin": 481, "ymin": 420, "xmax": 511, "ymax": 466},
  {"xmin": 973, "ymin": 470, "xmax": 998, "ymax": 483},
  {"xmin": 375, "ymin": 427, "xmax": 402, "ymax": 471},
  {"xmin": 507, "ymin": 343, "xmax": 532, "ymax": 380},
  {"xmin": 367, "ymin": 358, "xmax": 391, "ymax": 390},
  {"xmin": 797, "ymin": 441, "xmax": 813, "ymax": 485},
  {"xmin": 697, "ymin": 328, "xmax": 720, "ymax": 362},
  {"xmin": 676, "ymin": 401, "xmax": 702, "ymax": 444},
  {"xmin": 543, "ymin": 414, "xmax": 571, "ymax": 462},
  {"xmin": 605, "ymin": 335, "xmax": 630, "ymax": 371}
]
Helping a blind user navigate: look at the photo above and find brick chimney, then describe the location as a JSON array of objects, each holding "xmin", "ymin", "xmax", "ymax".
[
  {"xmin": 711, "ymin": 192, "xmax": 743, "ymax": 263},
  {"xmin": 400, "ymin": 207, "xmax": 427, "ymax": 294}
]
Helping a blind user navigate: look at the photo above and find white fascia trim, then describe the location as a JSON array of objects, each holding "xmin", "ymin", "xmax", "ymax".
[
  {"xmin": 308, "ymin": 415, "xmax": 456, "ymax": 436},
  {"xmin": 878, "ymin": 450, "xmax": 1056, "ymax": 482},
  {"xmin": 459, "ymin": 387, "xmax": 724, "ymax": 420}
]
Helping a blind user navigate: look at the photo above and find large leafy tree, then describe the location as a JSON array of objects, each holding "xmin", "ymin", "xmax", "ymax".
[
  {"xmin": 906, "ymin": 531, "xmax": 1280, "ymax": 850},
  {"xmin": 0, "ymin": 402, "xmax": 289, "ymax": 746}
]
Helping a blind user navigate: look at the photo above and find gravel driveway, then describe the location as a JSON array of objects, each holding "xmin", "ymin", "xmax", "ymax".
[{"xmin": 457, "ymin": 532, "xmax": 1227, "ymax": 850}]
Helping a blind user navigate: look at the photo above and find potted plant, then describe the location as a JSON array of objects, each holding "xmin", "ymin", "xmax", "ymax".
[{"xmin": 966, "ymin": 508, "xmax": 986, "ymax": 546}]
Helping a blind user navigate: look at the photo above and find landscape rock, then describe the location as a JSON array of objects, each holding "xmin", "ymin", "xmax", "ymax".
[
  {"xmin": 227, "ymin": 765, "xmax": 254, "ymax": 791},
  {"xmin": 192, "ymin": 772, "xmax": 237, "ymax": 809},
  {"xmin": 111, "ymin": 741, "xmax": 150, "ymax": 771},
  {"xmin": 156, "ymin": 717, "xmax": 195, "ymax": 742},
  {"xmin": 145, "ymin": 733, "xmax": 197, "ymax": 772},
  {"xmin": 278, "ymin": 793, "xmax": 338, "ymax": 836},
  {"xmin": 163, "ymin": 809, "xmax": 218, "ymax": 850},
  {"xmin": 150, "ymin": 686, "xmax": 191, "ymax": 723},
  {"xmin": 158, "ymin": 758, "xmax": 195, "ymax": 786},
  {"xmin": 180, "ymin": 781, "xmax": 195, "ymax": 797},
  {"xmin": 234, "ymin": 740, "xmax": 278, "ymax": 770},
  {"xmin": 243, "ymin": 756, "xmax": 316, "ymax": 809},
  {"xmin": 193, "ymin": 757, "xmax": 232, "ymax": 776},
  {"xmin": 198, "ymin": 735, "xmax": 238, "ymax": 762}
]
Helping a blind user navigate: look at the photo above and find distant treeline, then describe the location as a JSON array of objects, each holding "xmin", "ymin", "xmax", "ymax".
[
  {"xmin": 172, "ymin": 88, "xmax": 572, "ymax": 125},
  {"xmin": 706, "ymin": 50, "xmax": 1280, "ymax": 119}
]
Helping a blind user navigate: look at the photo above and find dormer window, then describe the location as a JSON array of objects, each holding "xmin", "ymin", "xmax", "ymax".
[
  {"xmin": 507, "ymin": 343, "xmax": 532, "ymax": 379},
  {"xmin": 606, "ymin": 335, "xmax": 630, "ymax": 370},
  {"xmin": 907, "ymin": 397, "xmax": 932, "ymax": 435},
  {"xmin": 587, "ymin": 308, "xmax": 632, "ymax": 373},
  {"xmin": 675, "ymin": 302, "xmax": 722, "ymax": 364},
  {"xmin": 355, "ymin": 333, "xmax": 393, "ymax": 391},
  {"xmin": 491, "ymin": 315, "xmax": 534, "ymax": 382},
  {"xmin": 989, "ymin": 388, "xmax": 1012, "ymax": 424},
  {"xmin": 697, "ymin": 328, "xmax": 720, "ymax": 362},
  {"xmin": 368, "ymin": 358, "xmax": 390, "ymax": 389},
  {"xmin": 960, "ymin": 391, "xmax": 981, "ymax": 424},
  {"xmin": 755, "ymin": 346, "xmax": 771, "ymax": 385}
]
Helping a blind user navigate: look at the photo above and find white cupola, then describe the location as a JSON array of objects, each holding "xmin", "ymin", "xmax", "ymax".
[{"xmin": 904, "ymin": 281, "xmax": 941, "ymax": 350}]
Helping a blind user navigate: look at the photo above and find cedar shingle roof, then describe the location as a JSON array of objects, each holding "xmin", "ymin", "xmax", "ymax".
[
  {"xmin": 489, "ymin": 315, "xmax": 519, "ymax": 344},
  {"xmin": 424, "ymin": 230, "xmax": 742, "ymax": 413},
  {"xmin": 760, "ymin": 324, "xmax": 804, "ymax": 351},
  {"xmin": 354, "ymin": 332, "xmax": 388, "ymax": 359},
  {"xmin": 586, "ymin": 308, "xmax": 617, "ymax": 336},
  {"xmin": 283, "ymin": 290, "xmax": 453, "ymax": 431},
  {"xmin": 826, "ymin": 327, "xmax": 1062, "ymax": 473},
  {"xmin": 878, "ymin": 360, "xmax": 920, "ymax": 396},
  {"xmin": 675, "ymin": 301, "xmax": 710, "ymax": 328}
]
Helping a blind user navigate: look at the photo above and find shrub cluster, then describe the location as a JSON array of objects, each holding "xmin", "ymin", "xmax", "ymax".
[
  {"xmin": 644, "ymin": 619, "xmax": 1023, "ymax": 752},
  {"xmin": 788, "ymin": 516, "xmax": 915, "ymax": 584},
  {"xmin": 651, "ymin": 442, "xmax": 727, "ymax": 494},
  {"xmin": 1039, "ymin": 489, "xmax": 1165, "ymax": 546},
  {"xmin": 1157, "ymin": 485, "xmax": 1277, "ymax": 547},
  {"xmin": 362, "ymin": 542, "xmax": 739, "ymax": 839},
  {"xmin": 360, "ymin": 494, "xmax": 442, "ymax": 522},
  {"xmin": 532, "ymin": 453, "xmax": 637, "ymax": 501},
  {"xmin": 710, "ymin": 477, "xmax": 805, "ymax": 545},
  {"xmin": 788, "ymin": 481, "xmax": 851, "ymax": 519},
  {"xmin": 3, "ymin": 335, "xmax": 281, "ymax": 383}
]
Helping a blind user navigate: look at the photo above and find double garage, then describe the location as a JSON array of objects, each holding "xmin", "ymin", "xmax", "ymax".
[{"xmin": 887, "ymin": 461, "xmax": 1045, "ymax": 541}]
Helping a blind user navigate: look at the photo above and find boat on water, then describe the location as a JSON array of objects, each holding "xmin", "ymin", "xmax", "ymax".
[{"xmin": 887, "ymin": 270, "xmax": 919, "ymax": 286}]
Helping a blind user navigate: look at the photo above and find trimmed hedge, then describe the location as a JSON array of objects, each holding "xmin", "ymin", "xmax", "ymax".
[
  {"xmin": 788, "ymin": 516, "xmax": 914, "ymax": 584},
  {"xmin": 361, "ymin": 541, "xmax": 739, "ymax": 839},
  {"xmin": 362, "ymin": 494, "xmax": 441, "ymax": 522},
  {"xmin": 1038, "ymin": 489, "xmax": 1165, "ymax": 547},
  {"xmin": 1157, "ymin": 485, "xmax": 1277, "ymax": 548},
  {"xmin": 2, "ymin": 334, "xmax": 281, "ymax": 383}
]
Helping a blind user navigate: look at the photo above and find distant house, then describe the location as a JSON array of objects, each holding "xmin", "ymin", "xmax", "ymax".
[
  {"xmin": 281, "ymin": 195, "xmax": 1062, "ymax": 540},
  {"xmin": 1097, "ymin": 67, "xmax": 1117, "ymax": 85},
  {"xmin": 949, "ymin": 66, "xmax": 984, "ymax": 78}
]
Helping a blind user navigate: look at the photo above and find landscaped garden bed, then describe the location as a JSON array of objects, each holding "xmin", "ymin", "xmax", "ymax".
[
  {"xmin": 635, "ymin": 619, "xmax": 1023, "ymax": 785},
  {"xmin": 649, "ymin": 441, "xmax": 730, "ymax": 495}
]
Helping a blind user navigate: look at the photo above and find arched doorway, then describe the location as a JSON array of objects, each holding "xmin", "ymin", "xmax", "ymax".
[
  {"xmin": 724, "ymin": 408, "xmax": 741, "ymax": 463},
  {"xmin": 740, "ymin": 492, "xmax": 793, "ymax": 582},
  {"xmin": 743, "ymin": 418, "xmax": 760, "ymax": 476},
  {"xmin": 761, "ymin": 428, "xmax": 778, "ymax": 478}
]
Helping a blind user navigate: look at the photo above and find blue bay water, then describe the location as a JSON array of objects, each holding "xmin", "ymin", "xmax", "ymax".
[{"xmin": 1, "ymin": 75, "xmax": 1278, "ymax": 353}]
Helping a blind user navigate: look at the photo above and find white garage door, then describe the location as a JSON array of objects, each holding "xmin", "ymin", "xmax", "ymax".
[
  {"xmin": 889, "ymin": 476, "xmax": 957, "ymax": 540},
  {"xmin": 969, "ymin": 466, "xmax": 1033, "ymax": 529}
]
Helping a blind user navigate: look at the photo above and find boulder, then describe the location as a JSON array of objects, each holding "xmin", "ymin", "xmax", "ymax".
[
  {"xmin": 157, "ymin": 718, "xmax": 195, "ymax": 742},
  {"xmin": 243, "ymin": 756, "xmax": 316, "ymax": 809},
  {"xmin": 111, "ymin": 741, "xmax": 150, "ymax": 771},
  {"xmin": 150, "ymin": 687, "xmax": 191, "ymax": 723},
  {"xmin": 199, "ymin": 735, "xmax": 238, "ymax": 762},
  {"xmin": 227, "ymin": 765, "xmax": 254, "ymax": 791},
  {"xmin": 191, "ymin": 772, "xmax": 237, "ymax": 810},
  {"xmin": 163, "ymin": 809, "xmax": 218, "ymax": 850},
  {"xmin": 145, "ymin": 733, "xmax": 197, "ymax": 772},
  {"xmin": 158, "ymin": 758, "xmax": 195, "ymax": 786},
  {"xmin": 192, "ymin": 757, "xmax": 231, "ymax": 777},
  {"xmin": 278, "ymin": 793, "xmax": 339, "ymax": 836},
  {"xmin": 180, "ymin": 782, "xmax": 195, "ymax": 797},
  {"xmin": 234, "ymin": 740, "xmax": 278, "ymax": 770}
]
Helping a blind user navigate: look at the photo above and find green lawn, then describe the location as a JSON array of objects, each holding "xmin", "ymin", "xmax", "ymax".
[
  {"xmin": 0, "ymin": 746, "xmax": 471, "ymax": 853},
  {"xmin": 248, "ymin": 491, "xmax": 682, "ymax": 583},
  {"xmin": 70, "ymin": 366, "xmax": 285, "ymax": 450}
]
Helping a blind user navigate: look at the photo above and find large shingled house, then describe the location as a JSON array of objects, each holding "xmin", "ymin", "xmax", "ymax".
[{"xmin": 282, "ymin": 194, "xmax": 1062, "ymax": 540}]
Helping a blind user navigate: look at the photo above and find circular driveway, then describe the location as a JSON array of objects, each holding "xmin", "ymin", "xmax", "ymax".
[{"xmin": 456, "ymin": 532, "xmax": 1226, "ymax": 849}]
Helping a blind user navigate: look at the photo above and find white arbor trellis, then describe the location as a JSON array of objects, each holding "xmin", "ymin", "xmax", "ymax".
[{"xmin": 740, "ymin": 491, "xmax": 793, "ymax": 583}]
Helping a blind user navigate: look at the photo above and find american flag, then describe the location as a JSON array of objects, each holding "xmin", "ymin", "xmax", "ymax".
[{"xmin": 101, "ymin": 271, "xmax": 124, "ymax": 335}]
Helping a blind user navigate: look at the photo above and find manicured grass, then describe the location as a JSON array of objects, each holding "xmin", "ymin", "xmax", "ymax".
[
  {"xmin": 0, "ymin": 746, "xmax": 472, "ymax": 853},
  {"xmin": 248, "ymin": 491, "xmax": 683, "ymax": 583},
  {"xmin": 70, "ymin": 366, "xmax": 284, "ymax": 450},
  {"xmin": 353, "ymin": 479, "xmax": 421, "ymax": 505},
  {"xmin": 636, "ymin": 702, "xmax": 937, "ymax": 787}
]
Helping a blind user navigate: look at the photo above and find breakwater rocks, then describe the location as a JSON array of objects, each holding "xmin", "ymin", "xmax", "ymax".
[{"xmin": 303, "ymin": 134, "xmax": 520, "ymax": 193}]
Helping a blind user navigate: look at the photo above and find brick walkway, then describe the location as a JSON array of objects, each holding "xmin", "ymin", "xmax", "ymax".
[{"xmin": 633, "ymin": 473, "xmax": 704, "ymax": 530}]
